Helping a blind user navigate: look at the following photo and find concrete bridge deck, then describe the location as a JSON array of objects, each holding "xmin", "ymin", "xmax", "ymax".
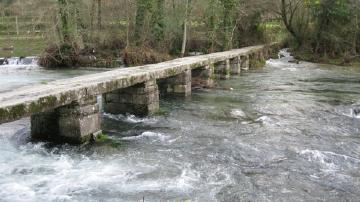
[{"xmin": 0, "ymin": 44, "xmax": 280, "ymax": 143}]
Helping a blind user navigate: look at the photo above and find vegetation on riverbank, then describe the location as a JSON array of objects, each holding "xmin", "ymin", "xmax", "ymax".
[
  {"xmin": 2, "ymin": 0, "xmax": 358, "ymax": 67},
  {"xmin": 291, "ymin": 48, "xmax": 360, "ymax": 67},
  {"xmin": 0, "ymin": 0, "xmax": 284, "ymax": 68},
  {"xmin": 280, "ymin": 0, "xmax": 360, "ymax": 66}
]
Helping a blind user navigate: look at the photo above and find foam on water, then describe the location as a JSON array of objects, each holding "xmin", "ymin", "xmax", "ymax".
[
  {"xmin": 122, "ymin": 131, "xmax": 170, "ymax": 141},
  {"xmin": 103, "ymin": 113, "xmax": 158, "ymax": 124},
  {"xmin": 0, "ymin": 57, "xmax": 40, "ymax": 72},
  {"xmin": 298, "ymin": 149, "xmax": 360, "ymax": 172},
  {"xmin": 229, "ymin": 109, "xmax": 247, "ymax": 119}
]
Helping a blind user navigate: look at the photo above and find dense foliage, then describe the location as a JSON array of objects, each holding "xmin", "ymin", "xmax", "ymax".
[{"xmin": 279, "ymin": 0, "xmax": 360, "ymax": 63}]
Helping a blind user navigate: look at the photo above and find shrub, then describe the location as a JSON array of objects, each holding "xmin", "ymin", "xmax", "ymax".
[
  {"xmin": 38, "ymin": 43, "xmax": 81, "ymax": 68},
  {"xmin": 122, "ymin": 46, "xmax": 172, "ymax": 66}
]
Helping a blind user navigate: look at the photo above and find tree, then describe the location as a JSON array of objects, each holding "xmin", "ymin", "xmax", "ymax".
[
  {"xmin": 279, "ymin": 0, "xmax": 304, "ymax": 45},
  {"xmin": 150, "ymin": 0, "xmax": 165, "ymax": 43},
  {"xmin": 181, "ymin": 0, "xmax": 191, "ymax": 57},
  {"xmin": 205, "ymin": 0, "xmax": 220, "ymax": 52},
  {"xmin": 134, "ymin": 0, "xmax": 152, "ymax": 45},
  {"xmin": 220, "ymin": 0, "xmax": 236, "ymax": 50},
  {"xmin": 57, "ymin": 0, "xmax": 71, "ymax": 42}
]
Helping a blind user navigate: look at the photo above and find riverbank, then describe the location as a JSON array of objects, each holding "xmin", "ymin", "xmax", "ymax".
[{"xmin": 291, "ymin": 48, "xmax": 360, "ymax": 67}]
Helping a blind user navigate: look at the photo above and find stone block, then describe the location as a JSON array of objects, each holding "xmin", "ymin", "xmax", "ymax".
[
  {"xmin": 163, "ymin": 70, "xmax": 192, "ymax": 97},
  {"xmin": 240, "ymin": 55, "xmax": 249, "ymax": 70},
  {"xmin": 191, "ymin": 65, "xmax": 215, "ymax": 88},
  {"xmin": 103, "ymin": 80, "xmax": 160, "ymax": 116},
  {"xmin": 31, "ymin": 97, "xmax": 101, "ymax": 144},
  {"xmin": 230, "ymin": 56, "xmax": 241, "ymax": 74},
  {"xmin": 214, "ymin": 59, "xmax": 230, "ymax": 79}
]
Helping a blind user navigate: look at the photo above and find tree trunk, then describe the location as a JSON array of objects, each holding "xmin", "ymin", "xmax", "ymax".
[
  {"xmin": 97, "ymin": 0, "xmax": 102, "ymax": 31},
  {"xmin": 220, "ymin": 0, "xmax": 235, "ymax": 50},
  {"xmin": 125, "ymin": 0, "xmax": 130, "ymax": 48},
  {"xmin": 134, "ymin": 0, "xmax": 148, "ymax": 46},
  {"xmin": 58, "ymin": 0, "xmax": 70, "ymax": 43},
  {"xmin": 181, "ymin": 0, "xmax": 190, "ymax": 57},
  {"xmin": 280, "ymin": 0, "xmax": 302, "ymax": 46},
  {"xmin": 353, "ymin": 3, "xmax": 359, "ymax": 54},
  {"xmin": 90, "ymin": 0, "xmax": 96, "ymax": 39},
  {"xmin": 151, "ymin": 0, "xmax": 165, "ymax": 43}
]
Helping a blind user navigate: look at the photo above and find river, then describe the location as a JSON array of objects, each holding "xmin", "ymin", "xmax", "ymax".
[{"xmin": 0, "ymin": 50, "xmax": 359, "ymax": 201}]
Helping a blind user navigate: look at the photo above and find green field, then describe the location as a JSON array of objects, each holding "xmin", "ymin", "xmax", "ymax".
[{"xmin": 0, "ymin": 37, "xmax": 46, "ymax": 57}]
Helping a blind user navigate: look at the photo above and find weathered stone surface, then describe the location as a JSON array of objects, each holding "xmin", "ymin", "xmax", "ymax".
[
  {"xmin": 215, "ymin": 59, "xmax": 231, "ymax": 79},
  {"xmin": 230, "ymin": 56, "xmax": 241, "ymax": 74},
  {"xmin": 0, "ymin": 44, "xmax": 274, "ymax": 124},
  {"xmin": 103, "ymin": 80, "xmax": 160, "ymax": 116},
  {"xmin": 31, "ymin": 97, "xmax": 101, "ymax": 144},
  {"xmin": 191, "ymin": 64, "xmax": 215, "ymax": 88},
  {"xmin": 31, "ymin": 110, "xmax": 59, "ymax": 140},
  {"xmin": 240, "ymin": 55, "xmax": 250, "ymax": 70},
  {"xmin": 163, "ymin": 69, "xmax": 192, "ymax": 97}
]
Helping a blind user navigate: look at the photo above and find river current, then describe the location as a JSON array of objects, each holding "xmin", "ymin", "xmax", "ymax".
[{"xmin": 0, "ymin": 50, "xmax": 359, "ymax": 201}]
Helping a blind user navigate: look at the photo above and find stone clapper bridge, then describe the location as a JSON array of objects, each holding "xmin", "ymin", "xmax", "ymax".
[{"xmin": 0, "ymin": 44, "xmax": 280, "ymax": 144}]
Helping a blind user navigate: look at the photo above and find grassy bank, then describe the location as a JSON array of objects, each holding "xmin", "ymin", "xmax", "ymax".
[{"xmin": 0, "ymin": 37, "xmax": 46, "ymax": 57}]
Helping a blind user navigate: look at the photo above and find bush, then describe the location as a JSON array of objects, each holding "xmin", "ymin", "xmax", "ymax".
[
  {"xmin": 38, "ymin": 43, "xmax": 81, "ymax": 68},
  {"xmin": 122, "ymin": 46, "xmax": 172, "ymax": 66}
]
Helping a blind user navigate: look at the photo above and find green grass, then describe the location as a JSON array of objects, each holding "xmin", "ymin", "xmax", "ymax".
[{"xmin": 0, "ymin": 37, "xmax": 46, "ymax": 57}]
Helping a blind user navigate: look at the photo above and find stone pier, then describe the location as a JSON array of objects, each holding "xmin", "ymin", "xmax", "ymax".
[
  {"xmin": 240, "ymin": 55, "xmax": 250, "ymax": 70},
  {"xmin": 230, "ymin": 56, "xmax": 241, "ymax": 74},
  {"xmin": 162, "ymin": 69, "xmax": 192, "ymax": 97},
  {"xmin": 191, "ymin": 64, "xmax": 215, "ymax": 88},
  {"xmin": 103, "ymin": 80, "xmax": 160, "ymax": 116},
  {"xmin": 215, "ymin": 59, "xmax": 231, "ymax": 79},
  {"xmin": 31, "ymin": 96, "xmax": 101, "ymax": 144}
]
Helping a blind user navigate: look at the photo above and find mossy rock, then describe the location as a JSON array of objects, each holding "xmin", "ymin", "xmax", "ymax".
[{"xmin": 95, "ymin": 133, "xmax": 123, "ymax": 148}]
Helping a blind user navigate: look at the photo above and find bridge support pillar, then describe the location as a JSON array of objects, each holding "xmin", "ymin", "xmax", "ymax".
[
  {"xmin": 263, "ymin": 46, "xmax": 270, "ymax": 59},
  {"xmin": 191, "ymin": 64, "xmax": 215, "ymax": 88},
  {"xmin": 230, "ymin": 56, "xmax": 241, "ymax": 74},
  {"xmin": 240, "ymin": 55, "xmax": 249, "ymax": 70},
  {"xmin": 215, "ymin": 59, "xmax": 231, "ymax": 79},
  {"xmin": 31, "ymin": 96, "xmax": 101, "ymax": 144},
  {"xmin": 249, "ymin": 52, "xmax": 258, "ymax": 69},
  {"xmin": 103, "ymin": 80, "xmax": 159, "ymax": 116},
  {"xmin": 258, "ymin": 50, "xmax": 265, "ymax": 61},
  {"xmin": 163, "ymin": 69, "xmax": 192, "ymax": 97}
]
